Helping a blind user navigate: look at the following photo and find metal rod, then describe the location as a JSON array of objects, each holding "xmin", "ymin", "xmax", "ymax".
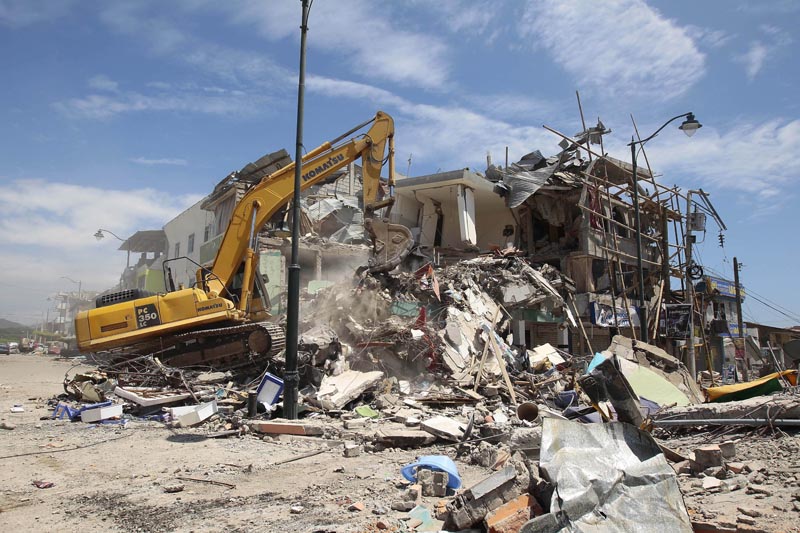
[
  {"xmin": 734, "ymin": 257, "xmax": 747, "ymax": 381},
  {"xmin": 654, "ymin": 418, "xmax": 800, "ymax": 427},
  {"xmin": 685, "ymin": 190, "xmax": 697, "ymax": 379},
  {"xmin": 631, "ymin": 140, "xmax": 648, "ymax": 343},
  {"xmin": 284, "ymin": 0, "xmax": 310, "ymax": 420}
]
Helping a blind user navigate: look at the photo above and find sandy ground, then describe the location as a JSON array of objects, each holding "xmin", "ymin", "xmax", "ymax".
[
  {"xmin": 0, "ymin": 354, "xmax": 496, "ymax": 533},
  {"xmin": 4, "ymin": 354, "xmax": 800, "ymax": 532}
]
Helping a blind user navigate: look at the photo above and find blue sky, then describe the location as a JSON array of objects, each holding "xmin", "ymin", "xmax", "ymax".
[{"xmin": 1, "ymin": 0, "xmax": 799, "ymax": 328}]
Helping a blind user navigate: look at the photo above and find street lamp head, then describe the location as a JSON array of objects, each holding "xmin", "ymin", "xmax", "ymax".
[
  {"xmin": 94, "ymin": 229, "xmax": 105, "ymax": 241},
  {"xmin": 679, "ymin": 113, "xmax": 702, "ymax": 137}
]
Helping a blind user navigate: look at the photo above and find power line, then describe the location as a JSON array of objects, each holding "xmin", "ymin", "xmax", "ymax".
[
  {"xmin": 745, "ymin": 293, "xmax": 800, "ymax": 325},
  {"xmin": 703, "ymin": 265, "xmax": 800, "ymax": 321}
]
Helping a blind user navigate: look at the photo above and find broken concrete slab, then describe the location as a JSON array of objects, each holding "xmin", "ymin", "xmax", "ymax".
[
  {"xmin": 311, "ymin": 370, "xmax": 384, "ymax": 410},
  {"xmin": 113, "ymin": 386, "xmax": 192, "ymax": 407},
  {"xmin": 374, "ymin": 427, "xmax": 436, "ymax": 448},
  {"xmin": 249, "ymin": 420, "xmax": 324, "ymax": 436},
  {"xmin": 420, "ymin": 415, "xmax": 465, "ymax": 442},
  {"xmin": 655, "ymin": 396, "xmax": 800, "ymax": 423}
]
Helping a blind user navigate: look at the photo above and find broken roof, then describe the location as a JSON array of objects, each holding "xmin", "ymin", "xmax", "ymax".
[{"xmin": 121, "ymin": 230, "xmax": 167, "ymax": 253}]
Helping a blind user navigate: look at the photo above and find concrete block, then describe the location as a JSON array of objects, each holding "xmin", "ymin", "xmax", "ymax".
[
  {"xmin": 421, "ymin": 415, "xmax": 465, "ymax": 442},
  {"xmin": 694, "ymin": 445, "xmax": 723, "ymax": 470},
  {"xmin": 418, "ymin": 468, "xmax": 448, "ymax": 497},
  {"xmin": 393, "ymin": 408, "xmax": 424, "ymax": 425},
  {"xmin": 343, "ymin": 418, "xmax": 367, "ymax": 429},
  {"xmin": 343, "ymin": 443, "xmax": 362, "ymax": 458},
  {"xmin": 719, "ymin": 441, "xmax": 736, "ymax": 459}
]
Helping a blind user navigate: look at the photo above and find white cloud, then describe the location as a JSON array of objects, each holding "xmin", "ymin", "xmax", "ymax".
[
  {"xmin": 98, "ymin": 3, "xmax": 291, "ymax": 87},
  {"xmin": 621, "ymin": 119, "xmax": 800, "ymax": 204},
  {"xmin": 737, "ymin": 41, "xmax": 769, "ymax": 80},
  {"xmin": 518, "ymin": 0, "xmax": 705, "ymax": 101},
  {"xmin": 307, "ymin": 75, "xmax": 559, "ymax": 172},
  {"xmin": 409, "ymin": 0, "xmax": 501, "ymax": 36},
  {"xmin": 0, "ymin": 179, "xmax": 200, "ymax": 248},
  {"xmin": 55, "ymin": 83, "xmax": 269, "ymax": 119},
  {"xmin": 183, "ymin": 0, "xmax": 452, "ymax": 90},
  {"xmin": 0, "ymin": 0, "xmax": 73, "ymax": 27},
  {"xmin": 88, "ymin": 74, "xmax": 119, "ymax": 92},
  {"xmin": 130, "ymin": 157, "xmax": 188, "ymax": 166},
  {"xmin": 734, "ymin": 26, "xmax": 792, "ymax": 80},
  {"xmin": 685, "ymin": 25, "xmax": 733, "ymax": 49},
  {"xmin": 0, "ymin": 179, "xmax": 201, "ymax": 324}
]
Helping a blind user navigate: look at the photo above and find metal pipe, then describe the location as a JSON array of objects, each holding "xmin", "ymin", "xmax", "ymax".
[
  {"xmin": 284, "ymin": 0, "xmax": 310, "ymax": 420},
  {"xmin": 654, "ymin": 418, "xmax": 800, "ymax": 427},
  {"xmin": 630, "ymin": 140, "xmax": 648, "ymax": 343},
  {"xmin": 685, "ymin": 190, "xmax": 696, "ymax": 379},
  {"xmin": 734, "ymin": 256, "xmax": 747, "ymax": 381}
]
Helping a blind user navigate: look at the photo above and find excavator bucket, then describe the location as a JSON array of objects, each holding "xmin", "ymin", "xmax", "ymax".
[{"xmin": 364, "ymin": 218, "xmax": 413, "ymax": 273}]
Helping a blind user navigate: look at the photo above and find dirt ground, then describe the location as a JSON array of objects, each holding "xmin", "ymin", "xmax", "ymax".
[
  {"xmin": 3, "ymin": 354, "xmax": 800, "ymax": 533},
  {"xmin": 0, "ymin": 354, "xmax": 493, "ymax": 533}
]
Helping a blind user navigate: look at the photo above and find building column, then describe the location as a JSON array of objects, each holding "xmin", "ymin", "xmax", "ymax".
[
  {"xmin": 514, "ymin": 320, "xmax": 526, "ymax": 348},
  {"xmin": 315, "ymin": 251, "xmax": 322, "ymax": 281},
  {"xmin": 456, "ymin": 184, "xmax": 477, "ymax": 245}
]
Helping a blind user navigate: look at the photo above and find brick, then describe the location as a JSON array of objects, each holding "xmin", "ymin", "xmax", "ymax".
[
  {"xmin": 727, "ymin": 462, "xmax": 748, "ymax": 474},
  {"xmin": 485, "ymin": 493, "xmax": 543, "ymax": 533}
]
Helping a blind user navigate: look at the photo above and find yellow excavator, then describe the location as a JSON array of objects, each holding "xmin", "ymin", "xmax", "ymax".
[{"xmin": 75, "ymin": 111, "xmax": 412, "ymax": 368}]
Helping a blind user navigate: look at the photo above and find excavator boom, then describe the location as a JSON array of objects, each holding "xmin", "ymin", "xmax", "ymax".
[{"xmin": 75, "ymin": 111, "xmax": 412, "ymax": 367}]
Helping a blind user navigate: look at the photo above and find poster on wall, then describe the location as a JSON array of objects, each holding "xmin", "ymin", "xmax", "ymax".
[
  {"xmin": 664, "ymin": 304, "xmax": 692, "ymax": 338},
  {"xmin": 590, "ymin": 302, "xmax": 640, "ymax": 328}
]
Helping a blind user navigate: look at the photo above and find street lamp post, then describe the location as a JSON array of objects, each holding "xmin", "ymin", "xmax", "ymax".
[
  {"xmin": 60, "ymin": 276, "xmax": 82, "ymax": 300},
  {"xmin": 284, "ymin": 0, "xmax": 311, "ymax": 420},
  {"xmin": 60, "ymin": 276, "xmax": 82, "ymax": 336},
  {"xmin": 94, "ymin": 228, "xmax": 131, "ymax": 269},
  {"xmin": 628, "ymin": 112, "xmax": 701, "ymax": 344},
  {"xmin": 95, "ymin": 228, "xmax": 131, "ymax": 289}
]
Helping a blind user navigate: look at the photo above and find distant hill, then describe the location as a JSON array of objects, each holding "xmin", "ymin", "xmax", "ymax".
[{"xmin": 0, "ymin": 318, "xmax": 26, "ymax": 329}]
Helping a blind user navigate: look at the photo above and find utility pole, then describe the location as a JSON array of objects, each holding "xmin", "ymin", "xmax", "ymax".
[
  {"xmin": 284, "ymin": 0, "xmax": 310, "ymax": 420},
  {"xmin": 684, "ymin": 190, "xmax": 696, "ymax": 379},
  {"xmin": 734, "ymin": 257, "xmax": 747, "ymax": 381}
]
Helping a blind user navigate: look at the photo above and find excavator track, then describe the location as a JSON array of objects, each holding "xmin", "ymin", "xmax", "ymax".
[
  {"xmin": 92, "ymin": 321, "xmax": 286, "ymax": 371},
  {"xmin": 165, "ymin": 321, "xmax": 286, "ymax": 369}
]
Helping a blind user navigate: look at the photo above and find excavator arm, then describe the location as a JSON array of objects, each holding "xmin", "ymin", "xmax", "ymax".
[{"xmin": 200, "ymin": 110, "xmax": 412, "ymax": 311}]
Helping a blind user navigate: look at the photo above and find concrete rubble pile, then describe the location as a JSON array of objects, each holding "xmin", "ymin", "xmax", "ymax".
[{"xmin": 41, "ymin": 256, "xmax": 800, "ymax": 532}]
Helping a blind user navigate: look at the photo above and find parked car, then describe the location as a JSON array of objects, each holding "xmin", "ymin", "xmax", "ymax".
[
  {"xmin": 0, "ymin": 343, "xmax": 9, "ymax": 355},
  {"xmin": 8, "ymin": 342, "xmax": 19, "ymax": 354}
]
